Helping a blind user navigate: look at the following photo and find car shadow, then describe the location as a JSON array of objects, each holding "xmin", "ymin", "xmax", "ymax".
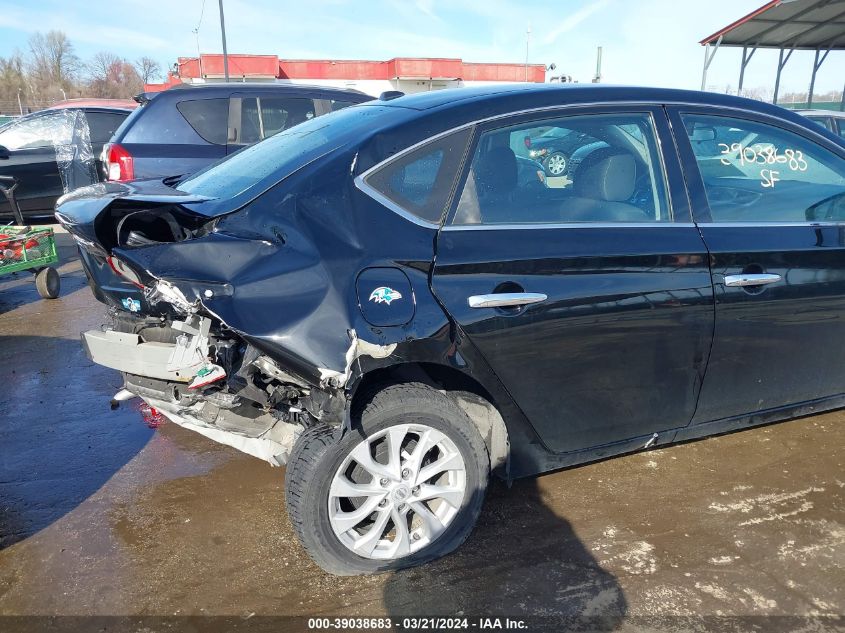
[
  {"xmin": 0, "ymin": 335, "xmax": 153, "ymax": 549},
  {"xmin": 382, "ymin": 477, "xmax": 627, "ymax": 629}
]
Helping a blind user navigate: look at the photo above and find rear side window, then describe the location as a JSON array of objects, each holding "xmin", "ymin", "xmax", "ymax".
[
  {"xmin": 805, "ymin": 116, "xmax": 834, "ymax": 133},
  {"xmin": 363, "ymin": 128, "xmax": 472, "ymax": 225},
  {"xmin": 86, "ymin": 112, "xmax": 128, "ymax": 144},
  {"xmin": 331, "ymin": 100, "xmax": 357, "ymax": 111},
  {"xmin": 176, "ymin": 98, "xmax": 229, "ymax": 145},
  {"xmin": 681, "ymin": 114, "xmax": 845, "ymax": 222},
  {"xmin": 260, "ymin": 97, "xmax": 314, "ymax": 138},
  {"xmin": 452, "ymin": 112, "xmax": 670, "ymax": 225}
]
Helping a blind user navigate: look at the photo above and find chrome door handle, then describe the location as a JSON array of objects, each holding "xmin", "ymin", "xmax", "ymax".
[
  {"xmin": 467, "ymin": 293, "xmax": 547, "ymax": 308},
  {"xmin": 724, "ymin": 273, "xmax": 781, "ymax": 287}
]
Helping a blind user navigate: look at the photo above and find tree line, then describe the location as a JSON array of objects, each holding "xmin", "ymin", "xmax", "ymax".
[{"xmin": 0, "ymin": 30, "xmax": 163, "ymax": 114}]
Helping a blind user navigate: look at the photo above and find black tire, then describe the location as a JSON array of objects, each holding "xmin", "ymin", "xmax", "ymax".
[
  {"xmin": 35, "ymin": 266, "xmax": 60, "ymax": 299},
  {"xmin": 285, "ymin": 382, "xmax": 489, "ymax": 575},
  {"xmin": 543, "ymin": 151, "xmax": 568, "ymax": 177}
]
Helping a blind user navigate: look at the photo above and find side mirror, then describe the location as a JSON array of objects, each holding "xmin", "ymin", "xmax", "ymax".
[{"xmin": 0, "ymin": 145, "xmax": 9, "ymax": 160}]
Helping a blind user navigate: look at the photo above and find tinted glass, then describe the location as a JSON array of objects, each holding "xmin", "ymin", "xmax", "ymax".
[
  {"xmin": 452, "ymin": 113, "xmax": 670, "ymax": 225},
  {"xmin": 365, "ymin": 128, "xmax": 472, "ymax": 224},
  {"xmin": 86, "ymin": 111, "xmax": 128, "ymax": 144},
  {"xmin": 805, "ymin": 116, "xmax": 835, "ymax": 133},
  {"xmin": 176, "ymin": 98, "xmax": 229, "ymax": 145},
  {"xmin": 239, "ymin": 97, "xmax": 262, "ymax": 144},
  {"xmin": 260, "ymin": 97, "xmax": 315, "ymax": 138},
  {"xmin": 177, "ymin": 104, "xmax": 407, "ymax": 202},
  {"xmin": 837, "ymin": 119, "xmax": 845, "ymax": 140},
  {"xmin": 681, "ymin": 114, "xmax": 845, "ymax": 222},
  {"xmin": 331, "ymin": 100, "xmax": 357, "ymax": 111},
  {"xmin": 0, "ymin": 113, "xmax": 63, "ymax": 149}
]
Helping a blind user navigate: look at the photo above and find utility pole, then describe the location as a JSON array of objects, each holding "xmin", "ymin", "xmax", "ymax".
[
  {"xmin": 17, "ymin": 88, "xmax": 23, "ymax": 115},
  {"xmin": 592, "ymin": 46, "xmax": 603, "ymax": 83},
  {"xmin": 218, "ymin": 0, "xmax": 230, "ymax": 82},
  {"xmin": 525, "ymin": 24, "xmax": 531, "ymax": 82}
]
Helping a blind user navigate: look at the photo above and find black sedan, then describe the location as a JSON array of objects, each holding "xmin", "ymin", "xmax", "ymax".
[
  {"xmin": 0, "ymin": 105, "xmax": 133, "ymax": 219},
  {"xmin": 56, "ymin": 84, "xmax": 845, "ymax": 575}
]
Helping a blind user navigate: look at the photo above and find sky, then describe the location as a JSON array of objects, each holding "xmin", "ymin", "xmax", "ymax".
[{"xmin": 0, "ymin": 0, "xmax": 842, "ymax": 96}]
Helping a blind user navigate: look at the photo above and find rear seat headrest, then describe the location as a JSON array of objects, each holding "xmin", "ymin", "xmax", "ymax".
[{"xmin": 573, "ymin": 148, "xmax": 636, "ymax": 202}]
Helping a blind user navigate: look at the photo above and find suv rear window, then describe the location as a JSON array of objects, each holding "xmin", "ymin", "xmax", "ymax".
[
  {"xmin": 176, "ymin": 98, "xmax": 229, "ymax": 145},
  {"xmin": 177, "ymin": 104, "xmax": 407, "ymax": 207}
]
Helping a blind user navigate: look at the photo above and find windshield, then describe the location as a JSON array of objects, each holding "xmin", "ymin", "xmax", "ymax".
[{"xmin": 177, "ymin": 104, "xmax": 403, "ymax": 202}]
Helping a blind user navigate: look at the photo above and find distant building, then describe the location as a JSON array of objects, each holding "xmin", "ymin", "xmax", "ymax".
[{"xmin": 145, "ymin": 54, "xmax": 547, "ymax": 96}]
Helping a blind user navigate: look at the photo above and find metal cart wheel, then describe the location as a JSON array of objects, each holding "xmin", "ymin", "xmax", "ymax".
[{"xmin": 35, "ymin": 266, "xmax": 60, "ymax": 299}]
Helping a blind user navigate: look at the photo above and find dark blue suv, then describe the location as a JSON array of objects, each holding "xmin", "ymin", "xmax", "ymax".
[{"xmin": 102, "ymin": 82, "xmax": 371, "ymax": 182}]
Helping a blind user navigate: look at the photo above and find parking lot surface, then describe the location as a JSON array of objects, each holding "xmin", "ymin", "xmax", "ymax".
[{"xmin": 0, "ymin": 233, "xmax": 842, "ymax": 630}]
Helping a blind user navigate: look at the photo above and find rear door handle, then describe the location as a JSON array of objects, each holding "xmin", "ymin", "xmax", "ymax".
[
  {"xmin": 723, "ymin": 273, "xmax": 781, "ymax": 287},
  {"xmin": 468, "ymin": 293, "xmax": 547, "ymax": 308}
]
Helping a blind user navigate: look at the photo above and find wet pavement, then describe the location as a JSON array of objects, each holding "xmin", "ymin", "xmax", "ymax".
[{"xmin": 0, "ymin": 232, "xmax": 843, "ymax": 630}]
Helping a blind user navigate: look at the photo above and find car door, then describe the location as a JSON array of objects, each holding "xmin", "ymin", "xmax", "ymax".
[
  {"xmin": 430, "ymin": 106, "xmax": 715, "ymax": 454},
  {"xmin": 227, "ymin": 94, "xmax": 317, "ymax": 154},
  {"xmin": 0, "ymin": 111, "xmax": 64, "ymax": 214},
  {"xmin": 668, "ymin": 107, "xmax": 845, "ymax": 424}
]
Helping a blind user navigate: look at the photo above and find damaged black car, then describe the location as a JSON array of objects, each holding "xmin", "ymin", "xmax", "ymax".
[{"xmin": 57, "ymin": 84, "xmax": 845, "ymax": 574}]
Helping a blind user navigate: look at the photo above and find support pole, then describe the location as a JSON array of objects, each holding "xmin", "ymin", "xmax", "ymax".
[
  {"xmin": 218, "ymin": 0, "xmax": 229, "ymax": 82},
  {"xmin": 700, "ymin": 36, "xmax": 722, "ymax": 91},
  {"xmin": 807, "ymin": 48, "xmax": 830, "ymax": 108},
  {"xmin": 773, "ymin": 47, "xmax": 793, "ymax": 105},
  {"xmin": 738, "ymin": 46, "xmax": 756, "ymax": 94}
]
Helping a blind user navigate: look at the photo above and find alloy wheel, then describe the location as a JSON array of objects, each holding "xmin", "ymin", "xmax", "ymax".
[
  {"xmin": 327, "ymin": 423, "xmax": 467, "ymax": 561},
  {"xmin": 546, "ymin": 153, "xmax": 567, "ymax": 175}
]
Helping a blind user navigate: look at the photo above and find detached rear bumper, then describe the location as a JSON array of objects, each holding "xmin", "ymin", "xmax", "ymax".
[
  {"xmin": 82, "ymin": 317, "xmax": 301, "ymax": 466},
  {"xmin": 82, "ymin": 329, "xmax": 204, "ymax": 383}
]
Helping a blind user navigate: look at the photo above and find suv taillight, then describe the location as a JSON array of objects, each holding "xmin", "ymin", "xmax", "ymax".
[{"xmin": 104, "ymin": 143, "xmax": 134, "ymax": 181}]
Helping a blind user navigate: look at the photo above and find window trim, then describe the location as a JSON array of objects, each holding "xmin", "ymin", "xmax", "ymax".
[
  {"xmin": 355, "ymin": 123, "xmax": 476, "ymax": 228},
  {"xmin": 668, "ymin": 105, "xmax": 845, "ymax": 225},
  {"xmin": 444, "ymin": 107, "xmax": 678, "ymax": 228},
  {"xmin": 356, "ymin": 99, "xmax": 839, "ymax": 229}
]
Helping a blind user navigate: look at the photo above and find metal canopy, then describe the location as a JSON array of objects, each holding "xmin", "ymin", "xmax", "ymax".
[
  {"xmin": 701, "ymin": 0, "xmax": 845, "ymax": 50},
  {"xmin": 699, "ymin": 0, "xmax": 845, "ymax": 108}
]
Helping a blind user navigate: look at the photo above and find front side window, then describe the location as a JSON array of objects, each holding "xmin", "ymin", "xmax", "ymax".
[
  {"xmin": 364, "ymin": 128, "xmax": 472, "ymax": 224},
  {"xmin": 681, "ymin": 114, "xmax": 845, "ymax": 222},
  {"xmin": 452, "ymin": 112, "xmax": 670, "ymax": 225},
  {"xmin": 0, "ymin": 113, "xmax": 63, "ymax": 149}
]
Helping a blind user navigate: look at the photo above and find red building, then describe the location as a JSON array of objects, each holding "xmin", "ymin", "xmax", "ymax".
[{"xmin": 146, "ymin": 54, "xmax": 547, "ymax": 95}]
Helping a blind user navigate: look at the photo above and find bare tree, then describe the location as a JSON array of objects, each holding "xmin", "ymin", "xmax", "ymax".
[
  {"xmin": 86, "ymin": 52, "xmax": 143, "ymax": 98},
  {"xmin": 134, "ymin": 56, "xmax": 162, "ymax": 84},
  {"xmin": 0, "ymin": 52, "xmax": 27, "ymax": 114},
  {"xmin": 27, "ymin": 30, "xmax": 80, "ymax": 99}
]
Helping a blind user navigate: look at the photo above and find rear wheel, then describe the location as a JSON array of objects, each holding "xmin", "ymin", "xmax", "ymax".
[
  {"xmin": 544, "ymin": 151, "xmax": 568, "ymax": 176},
  {"xmin": 35, "ymin": 266, "xmax": 60, "ymax": 299},
  {"xmin": 284, "ymin": 383, "xmax": 489, "ymax": 575}
]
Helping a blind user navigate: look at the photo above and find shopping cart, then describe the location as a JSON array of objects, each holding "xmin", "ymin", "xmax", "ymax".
[{"xmin": 0, "ymin": 176, "xmax": 61, "ymax": 299}]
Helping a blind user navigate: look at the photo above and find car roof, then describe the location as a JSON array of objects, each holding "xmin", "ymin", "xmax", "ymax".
[
  {"xmin": 795, "ymin": 109, "xmax": 845, "ymax": 118},
  {"xmin": 359, "ymin": 83, "xmax": 820, "ymax": 135},
  {"xmin": 9, "ymin": 106, "xmax": 133, "ymax": 122},
  {"xmin": 48, "ymin": 98, "xmax": 138, "ymax": 110},
  {"xmin": 137, "ymin": 82, "xmax": 372, "ymax": 103},
  {"xmin": 365, "ymin": 83, "xmax": 793, "ymax": 115}
]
